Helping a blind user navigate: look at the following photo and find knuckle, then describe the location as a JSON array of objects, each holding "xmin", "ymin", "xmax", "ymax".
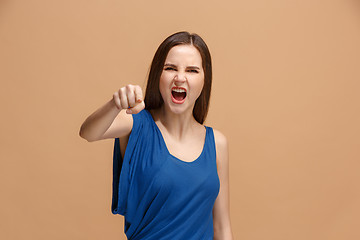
[
  {"xmin": 120, "ymin": 88, "xmax": 127, "ymax": 97},
  {"xmin": 126, "ymin": 84, "xmax": 133, "ymax": 90}
]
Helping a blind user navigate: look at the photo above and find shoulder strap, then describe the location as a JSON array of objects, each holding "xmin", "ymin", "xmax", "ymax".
[{"xmin": 205, "ymin": 126, "xmax": 217, "ymax": 160}]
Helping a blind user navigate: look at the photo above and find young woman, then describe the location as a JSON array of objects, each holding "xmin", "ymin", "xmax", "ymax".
[{"xmin": 79, "ymin": 31, "xmax": 233, "ymax": 240}]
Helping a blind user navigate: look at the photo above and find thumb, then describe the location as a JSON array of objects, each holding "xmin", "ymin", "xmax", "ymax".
[{"xmin": 126, "ymin": 100, "xmax": 145, "ymax": 114}]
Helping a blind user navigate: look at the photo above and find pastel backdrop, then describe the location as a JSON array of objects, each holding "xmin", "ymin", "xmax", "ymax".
[{"xmin": 1, "ymin": 0, "xmax": 359, "ymax": 239}]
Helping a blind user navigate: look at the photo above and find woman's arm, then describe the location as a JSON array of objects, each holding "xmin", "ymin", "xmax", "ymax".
[
  {"xmin": 79, "ymin": 85, "xmax": 144, "ymax": 142},
  {"xmin": 213, "ymin": 129, "xmax": 234, "ymax": 240}
]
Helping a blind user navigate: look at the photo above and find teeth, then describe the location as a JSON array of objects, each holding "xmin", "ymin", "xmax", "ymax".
[{"xmin": 172, "ymin": 88, "xmax": 186, "ymax": 93}]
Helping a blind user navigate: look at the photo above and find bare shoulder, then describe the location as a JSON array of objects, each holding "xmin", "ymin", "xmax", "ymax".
[
  {"xmin": 212, "ymin": 128, "xmax": 229, "ymax": 169},
  {"xmin": 213, "ymin": 128, "xmax": 229, "ymax": 153}
]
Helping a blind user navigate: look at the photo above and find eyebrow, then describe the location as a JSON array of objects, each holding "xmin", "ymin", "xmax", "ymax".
[{"xmin": 164, "ymin": 63, "xmax": 200, "ymax": 70}]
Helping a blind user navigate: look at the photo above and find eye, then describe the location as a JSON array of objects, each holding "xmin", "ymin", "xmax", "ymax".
[
  {"xmin": 187, "ymin": 69, "xmax": 199, "ymax": 73},
  {"xmin": 164, "ymin": 67, "xmax": 176, "ymax": 71}
]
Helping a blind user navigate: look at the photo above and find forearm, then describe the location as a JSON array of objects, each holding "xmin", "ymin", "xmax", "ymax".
[{"xmin": 79, "ymin": 98, "xmax": 121, "ymax": 141}]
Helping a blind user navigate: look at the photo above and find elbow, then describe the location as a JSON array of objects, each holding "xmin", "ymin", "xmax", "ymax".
[
  {"xmin": 79, "ymin": 133, "xmax": 96, "ymax": 142},
  {"xmin": 79, "ymin": 126, "xmax": 96, "ymax": 142}
]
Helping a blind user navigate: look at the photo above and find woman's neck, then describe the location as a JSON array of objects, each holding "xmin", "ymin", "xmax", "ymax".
[{"xmin": 151, "ymin": 106, "xmax": 199, "ymax": 141}]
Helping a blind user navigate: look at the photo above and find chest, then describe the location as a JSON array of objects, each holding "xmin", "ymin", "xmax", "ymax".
[
  {"xmin": 162, "ymin": 133, "xmax": 206, "ymax": 162},
  {"xmin": 131, "ymin": 123, "xmax": 219, "ymax": 197}
]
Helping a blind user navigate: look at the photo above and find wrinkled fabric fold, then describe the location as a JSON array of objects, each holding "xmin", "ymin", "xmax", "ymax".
[{"xmin": 111, "ymin": 109, "xmax": 220, "ymax": 240}]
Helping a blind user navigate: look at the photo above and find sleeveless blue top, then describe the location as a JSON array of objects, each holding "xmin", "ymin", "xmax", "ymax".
[{"xmin": 111, "ymin": 109, "xmax": 220, "ymax": 240}]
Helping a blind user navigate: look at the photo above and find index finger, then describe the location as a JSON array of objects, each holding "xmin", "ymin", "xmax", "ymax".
[{"xmin": 134, "ymin": 86, "xmax": 144, "ymax": 103}]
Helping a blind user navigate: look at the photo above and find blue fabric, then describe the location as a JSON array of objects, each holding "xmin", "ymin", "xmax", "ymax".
[{"xmin": 111, "ymin": 109, "xmax": 220, "ymax": 240}]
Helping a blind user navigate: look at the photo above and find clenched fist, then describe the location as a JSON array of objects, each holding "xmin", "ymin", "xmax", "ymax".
[{"xmin": 113, "ymin": 84, "xmax": 145, "ymax": 114}]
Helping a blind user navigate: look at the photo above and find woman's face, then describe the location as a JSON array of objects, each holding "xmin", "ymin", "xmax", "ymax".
[{"xmin": 159, "ymin": 44, "xmax": 205, "ymax": 116}]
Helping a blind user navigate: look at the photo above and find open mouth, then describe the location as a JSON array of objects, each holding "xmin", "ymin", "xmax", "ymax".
[{"xmin": 171, "ymin": 87, "xmax": 187, "ymax": 103}]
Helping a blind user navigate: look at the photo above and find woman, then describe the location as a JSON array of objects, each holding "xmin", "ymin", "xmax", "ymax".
[{"xmin": 79, "ymin": 31, "xmax": 234, "ymax": 240}]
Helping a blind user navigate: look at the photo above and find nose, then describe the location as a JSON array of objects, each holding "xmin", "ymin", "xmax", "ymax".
[{"xmin": 174, "ymin": 72, "xmax": 186, "ymax": 84}]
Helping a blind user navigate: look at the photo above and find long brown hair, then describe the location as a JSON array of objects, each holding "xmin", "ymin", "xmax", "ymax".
[{"xmin": 144, "ymin": 31, "xmax": 212, "ymax": 124}]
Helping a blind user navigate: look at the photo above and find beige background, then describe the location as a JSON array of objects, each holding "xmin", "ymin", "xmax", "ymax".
[{"xmin": 1, "ymin": 0, "xmax": 359, "ymax": 239}]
